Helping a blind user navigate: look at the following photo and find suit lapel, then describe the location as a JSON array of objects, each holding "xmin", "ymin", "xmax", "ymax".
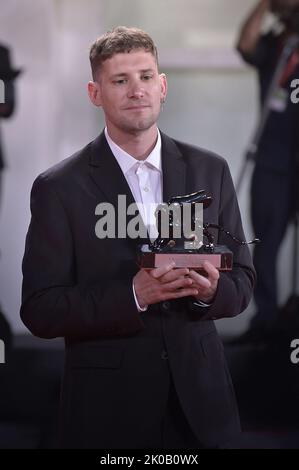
[
  {"xmin": 89, "ymin": 131, "xmax": 187, "ymax": 204},
  {"xmin": 160, "ymin": 132, "xmax": 186, "ymax": 202},
  {"xmin": 88, "ymin": 131, "xmax": 187, "ymax": 243},
  {"xmin": 89, "ymin": 132, "xmax": 136, "ymax": 208},
  {"xmin": 88, "ymin": 132, "xmax": 148, "ymax": 241}
]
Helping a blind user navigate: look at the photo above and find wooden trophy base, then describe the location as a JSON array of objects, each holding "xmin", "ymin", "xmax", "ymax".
[{"xmin": 137, "ymin": 245, "xmax": 233, "ymax": 270}]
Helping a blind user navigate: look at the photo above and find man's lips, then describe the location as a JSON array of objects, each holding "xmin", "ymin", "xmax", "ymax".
[{"xmin": 123, "ymin": 105, "xmax": 150, "ymax": 110}]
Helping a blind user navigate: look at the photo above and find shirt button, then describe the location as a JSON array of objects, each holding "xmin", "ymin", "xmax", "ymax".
[
  {"xmin": 143, "ymin": 186, "xmax": 149, "ymax": 192},
  {"xmin": 161, "ymin": 301, "xmax": 171, "ymax": 312},
  {"xmin": 161, "ymin": 350, "xmax": 168, "ymax": 360}
]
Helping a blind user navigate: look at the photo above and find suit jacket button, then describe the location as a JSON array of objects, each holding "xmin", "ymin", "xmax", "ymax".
[
  {"xmin": 161, "ymin": 301, "xmax": 171, "ymax": 311},
  {"xmin": 161, "ymin": 350, "xmax": 168, "ymax": 360}
]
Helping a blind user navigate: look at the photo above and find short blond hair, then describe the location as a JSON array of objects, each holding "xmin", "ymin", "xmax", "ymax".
[{"xmin": 89, "ymin": 26, "xmax": 158, "ymax": 80}]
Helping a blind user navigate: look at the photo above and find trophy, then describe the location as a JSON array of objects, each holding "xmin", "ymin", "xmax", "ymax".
[{"xmin": 137, "ymin": 190, "xmax": 259, "ymax": 271}]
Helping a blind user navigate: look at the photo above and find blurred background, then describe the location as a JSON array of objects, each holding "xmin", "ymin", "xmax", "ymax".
[{"xmin": 0, "ymin": 0, "xmax": 298, "ymax": 449}]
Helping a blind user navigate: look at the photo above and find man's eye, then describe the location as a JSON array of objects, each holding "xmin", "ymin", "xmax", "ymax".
[
  {"xmin": 142, "ymin": 75, "xmax": 152, "ymax": 81},
  {"xmin": 114, "ymin": 79, "xmax": 127, "ymax": 85}
]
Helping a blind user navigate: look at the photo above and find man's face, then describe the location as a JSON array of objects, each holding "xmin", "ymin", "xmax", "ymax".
[{"xmin": 89, "ymin": 49, "xmax": 167, "ymax": 136}]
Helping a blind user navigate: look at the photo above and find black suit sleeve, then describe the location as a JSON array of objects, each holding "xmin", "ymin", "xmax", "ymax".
[
  {"xmin": 20, "ymin": 175, "xmax": 144, "ymax": 340},
  {"xmin": 188, "ymin": 160, "xmax": 256, "ymax": 320}
]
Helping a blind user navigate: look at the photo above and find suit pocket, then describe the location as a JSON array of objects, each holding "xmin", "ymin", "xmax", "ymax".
[{"xmin": 69, "ymin": 346, "xmax": 124, "ymax": 369}]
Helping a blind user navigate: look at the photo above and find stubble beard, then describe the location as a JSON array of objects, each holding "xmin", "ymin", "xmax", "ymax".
[{"xmin": 119, "ymin": 107, "xmax": 161, "ymax": 135}]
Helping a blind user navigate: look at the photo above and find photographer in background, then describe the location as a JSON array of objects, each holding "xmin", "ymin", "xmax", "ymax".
[
  {"xmin": 0, "ymin": 44, "xmax": 21, "ymax": 352},
  {"xmin": 0, "ymin": 44, "xmax": 21, "ymax": 206},
  {"xmin": 233, "ymin": 0, "xmax": 299, "ymax": 344}
]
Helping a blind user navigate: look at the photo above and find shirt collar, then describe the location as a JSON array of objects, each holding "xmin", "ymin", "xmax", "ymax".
[{"xmin": 104, "ymin": 127, "xmax": 162, "ymax": 175}]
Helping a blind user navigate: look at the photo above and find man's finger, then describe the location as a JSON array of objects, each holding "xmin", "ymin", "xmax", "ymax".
[
  {"xmin": 189, "ymin": 270, "xmax": 211, "ymax": 289},
  {"xmin": 167, "ymin": 288, "xmax": 199, "ymax": 299},
  {"xmin": 162, "ymin": 276, "xmax": 193, "ymax": 291},
  {"xmin": 201, "ymin": 261, "xmax": 220, "ymax": 280},
  {"xmin": 159, "ymin": 268, "xmax": 189, "ymax": 283},
  {"xmin": 150, "ymin": 262, "xmax": 176, "ymax": 279}
]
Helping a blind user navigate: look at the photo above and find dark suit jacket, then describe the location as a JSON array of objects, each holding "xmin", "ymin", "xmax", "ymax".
[{"xmin": 21, "ymin": 131, "xmax": 255, "ymax": 449}]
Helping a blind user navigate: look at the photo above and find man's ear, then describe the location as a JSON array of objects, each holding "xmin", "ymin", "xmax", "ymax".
[
  {"xmin": 159, "ymin": 73, "xmax": 167, "ymax": 103},
  {"xmin": 88, "ymin": 81, "xmax": 102, "ymax": 107}
]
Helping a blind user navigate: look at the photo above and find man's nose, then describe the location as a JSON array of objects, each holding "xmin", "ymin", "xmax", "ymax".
[{"xmin": 128, "ymin": 81, "xmax": 145, "ymax": 99}]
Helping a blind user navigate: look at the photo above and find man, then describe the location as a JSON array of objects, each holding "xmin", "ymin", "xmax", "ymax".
[
  {"xmin": 234, "ymin": 0, "xmax": 299, "ymax": 344},
  {"xmin": 21, "ymin": 27, "xmax": 255, "ymax": 449},
  {"xmin": 0, "ymin": 43, "xmax": 21, "ymax": 205},
  {"xmin": 0, "ymin": 44, "xmax": 21, "ymax": 348}
]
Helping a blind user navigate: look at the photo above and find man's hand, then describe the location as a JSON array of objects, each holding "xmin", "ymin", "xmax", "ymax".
[
  {"xmin": 236, "ymin": 0, "xmax": 270, "ymax": 56},
  {"xmin": 133, "ymin": 262, "xmax": 199, "ymax": 308},
  {"xmin": 189, "ymin": 261, "xmax": 219, "ymax": 304}
]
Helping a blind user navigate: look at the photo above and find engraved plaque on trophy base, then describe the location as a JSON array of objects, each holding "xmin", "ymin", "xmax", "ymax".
[{"xmin": 137, "ymin": 245, "xmax": 233, "ymax": 271}]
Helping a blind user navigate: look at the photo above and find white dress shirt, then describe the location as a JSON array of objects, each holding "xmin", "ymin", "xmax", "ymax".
[
  {"xmin": 104, "ymin": 128, "xmax": 211, "ymax": 311},
  {"xmin": 105, "ymin": 128, "xmax": 162, "ymax": 239},
  {"xmin": 105, "ymin": 127, "xmax": 163, "ymax": 311}
]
